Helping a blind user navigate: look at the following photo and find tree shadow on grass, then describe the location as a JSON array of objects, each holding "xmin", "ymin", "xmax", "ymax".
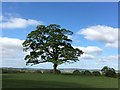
[{"xmin": 2, "ymin": 79, "xmax": 94, "ymax": 88}]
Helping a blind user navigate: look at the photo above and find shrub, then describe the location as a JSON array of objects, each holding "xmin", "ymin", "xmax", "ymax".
[
  {"xmin": 42, "ymin": 70, "xmax": 51, "ymax": 74},
  {"xmin": 101, "ymin": 66, "xmax": 109, "ymax": 72},
  {"xmin": 43, "ymin": 70, "xmax": 61, "ymax": 74},
  {"xmin": 117, "ymin": 73, "xmax": 120, "ymax": 78},
  {"xmin": 101, "ymin": 66, "xmax": 117, "ymax": 78},
  {"xmin": 80, "ymin": 71, "xmax": 84, "ymax": 75},
  {"xmin": 72, "ymin": 70, "xmax": 81, "ymax": 75},
  {"xmin": 19, "ymin": 70, "xmax": 26, "ymax": 73},
  {"xmin": 50, "ymin": 70, "xmax": 61, "ymax": 74},
  {"xmin": 2, "ymin": 70, "xmax": 8, "ymax": 73},
  {"xmin": 83, "ymin": 70, "xmax": 92, "ymax": 75},
  {"xmin": 105, "ymin": 69, "xmax": 117, "ymax": 78},
  {"xmin": 92, "ymin": 71, "xmax": 101, "ymax": 76},
  {"xmin": 2, "ymin": 69, "xmax": 21, "ymax": 73},
  {"xmin": 34, "ymin": 70, "xmax": 42, "ymax": 73},
  {"xmin": 62, "ymin": 73, "xmax": 73, "ymax": 75}
]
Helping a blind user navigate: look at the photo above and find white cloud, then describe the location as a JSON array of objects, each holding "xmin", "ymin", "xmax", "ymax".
[
  {"xmin": 105, "ymin": 41, "xmax": 118, "ymax": 48},
  {"xmin": 78, "ymin": 25, "xmax": 118, "ymax": 48},
  {"xmin": 0, "ymin": 37, "xmax": 26, "ymax": 67},
  {"xmin": 0, "ymin": 37, "xmax": 118, "ymax": 70},
  {"xmin": 98, "ymin": 55, "xmax": 118, "ymax": 70},
  {"xmin": 74, "ymin": 46, "xmax": 102, "ymax": 55},
  {"xmin": 0, "ymin": 37, "xmax": 24, "ymax": 58},
  {"xmin": 67, "ymin": 35, "xmax": 81, "ymax": 43},
  {"xmin": 0, "ymin": 37, "xmax": 24, "ymax": 50},
  {"xmin": 102, "ymin": 55, "xmax": 118, "ymax": 61},
  {"xmin": 67, "ymin": 35, "xmax": 72, "ymax": 39},
  {"xmin": 1, "ymin": 16, "xmax": 42, "ymax": 29},
  {"xmin": 80, "ymin": 54, "xmax": 95, "ymax": 60},
  {"xmin": 74, "ymin": 46, "xmax": 102, "ymax": 60},
  {"xmin": 59, "ymin": 54, "xmax": 118, "ymax": 70}
]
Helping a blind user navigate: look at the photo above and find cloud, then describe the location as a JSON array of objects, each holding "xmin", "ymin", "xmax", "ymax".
[
  {"xmin": 67, "ymin": 35, "xmax": 80, "ymax": 43},
  {"xmin": 1, "ymin": 16, "xmax": 42, "ymax": 29},
  {"xmin": 98, "ymin": 55, "xmax": 118, "ymax": 69},
  {"xmin": 74, "ymin": 46, "xmax": 102, "ymax": 60},
  {"xmin": 0, "ymin": 37, "xmax": 118, "ymax": 70},
  {"xmin": 80, "ymin": 54, "xmax": 95, "ymax": 60},
  {"xmin": 0, "ymin": 37, "xmax": 26, "ymax": 67},
  {"xmin": 0, "ymin": 37, "xmax": 24, "ymax": 50},
  {"xmin": 78, "ymin": 25, "xmax": 118, "ymax": 48},
  {"xmin": 67, "ymin": 35, "xmax": 72, "ymax": 39},
  {"xmin": 74, "ymin": 46, "xmax": 102, "ymax": 55},
  {"xmin": 105, "ymin": 41, "xmax": 118, "ymax": 48},
  {"xmin": 100, "ymin": 55, "xmax": 119, "ymax": 61},
  {"xmin": 59, "ymin": 54, "xmax": 118, "ymax": 70},
  {"xmin": 74, "ymin": 45, "xmax": 117, "ymax": 64},
  {"xmin": 0, "ymin": 37, "xmax": 24, "ymax": 58}
]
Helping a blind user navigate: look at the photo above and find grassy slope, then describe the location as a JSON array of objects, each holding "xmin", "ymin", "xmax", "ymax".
[{"xmin": 2, "ymin": 73, "xmax": 118, "ymax": 88}]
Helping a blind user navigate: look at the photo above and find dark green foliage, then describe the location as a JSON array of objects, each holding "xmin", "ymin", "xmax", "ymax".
[
  {"xmin": 50, "ymin": 70, "xmax": 61, "ymax": 74},
  {"xmin": 80, "ymin": 71, "xmax": 85, "ymax": 75},
  {"xmin": 72, "ymin": 70, "xmax": 81, "ymax": 75},
  {"xmin": 2, "ymin": 69, "xmax": 8, "ymax": 73},
  {"xmin": 2, "ymin": 68, "xmax": 25, "ymax": 73},
  {"xmin": 118, "ymin": 73, "xmax": 120, "ymax": 79},
  {"xmin": 2, "ymin": 68, "xmax": 42, "ymax": 73},
  {"xmin": 105, "ymin": 69, "xmax": 117, "ymax": 78},
  {"xmin": 101, "ymin": 66, "xmax": 109, "ymax": 74},
  {"xmin": 35, "ymin": 70, "xmax": 42, "ymax": 73},
  {"xmin": 92, "ymin": 71, "xmax": 101, "ymax": 76},
  {"xmin": 22, "ymin": 24, "xmax": 83, "ymax": 73},
  {"xmin": 101, "ymin": 66, "xmax": 117, "ymax": 78},
  {"xmin": 83, "ymin": 70, "xmax": 92, "ymax": 76},
  {"xmin": 42, "ymin": 70, "xmax": 61, "ymax": 74},
  {"xmin": 42, "ymin": 70, "xmax": 51, "ymax": 74},
  {"xmin": 62, "ymin": 73, "xmax": 73, "ymax": 75}
]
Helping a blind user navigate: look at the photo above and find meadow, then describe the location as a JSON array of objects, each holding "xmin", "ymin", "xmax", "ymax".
[{"xmin": 2, "ymin": 73, "xmax": 118, "ymax": 88}]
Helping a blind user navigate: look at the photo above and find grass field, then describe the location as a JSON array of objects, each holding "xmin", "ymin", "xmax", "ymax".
[{"xmin": 2, "ymin": 73, "xmax": 118, "ymax": 88}]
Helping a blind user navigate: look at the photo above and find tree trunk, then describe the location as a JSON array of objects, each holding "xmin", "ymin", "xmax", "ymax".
[{"xmin": 53, "ymin": 63, "xmax": 57, "ymax": 74}]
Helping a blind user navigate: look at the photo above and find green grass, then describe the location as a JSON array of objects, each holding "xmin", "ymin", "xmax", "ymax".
[{"xmin": 2, "ymin": 73, "xmax": 118, "ymax": 88}]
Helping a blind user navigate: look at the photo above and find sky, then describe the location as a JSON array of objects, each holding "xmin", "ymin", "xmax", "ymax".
[{"xmin": 1, "ymin": 2, "xmax": 119, "ymax": 70}]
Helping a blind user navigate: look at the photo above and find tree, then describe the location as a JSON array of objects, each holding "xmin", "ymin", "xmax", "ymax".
[
  {"xmin": 73, "ymin": 70, "xmax": 81, "ymax": 75},
  {"xmin": 83, "ymin": 70, "xmax": 92, "ymax": 76},
  {"xmin": 105, "ymin": 69, "xmax": 116, "ymax": 78},
  {"xmin": 22, "ymin": 24, "xmax": 84, "ymax": 73},
  {"xmin": 101, "ymin": 66, "xmax": 109, "ymax": 74},
  {"xmin": 101, "ymin": 66, "xmax": 116, "ymax": 78},
  {"xmin": 92, "ymin": 71, "xmax": 101, "ymax": 76}
]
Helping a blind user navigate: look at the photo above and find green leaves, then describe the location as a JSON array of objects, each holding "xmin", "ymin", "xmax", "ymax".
[{"xmin": 23, "ymin": 24, "xmax": 84, "ymax": 66}]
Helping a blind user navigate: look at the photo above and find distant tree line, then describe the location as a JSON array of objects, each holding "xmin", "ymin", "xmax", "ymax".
[
  {"xmin": 2, "ymin": 66, "xmax": 119, "ymax": 78},
  {"xmin": 2, "ymin": 68, "xmax": 42, "ymax": 73},
  {"xmin": 72, "ymin": 66, "xmax": 119, "ymax": 78}
]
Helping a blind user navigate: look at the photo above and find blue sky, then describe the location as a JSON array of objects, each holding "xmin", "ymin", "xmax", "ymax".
[{"xmin": 1, "ymin": 2, "xmax": 118, "ymax": 69}]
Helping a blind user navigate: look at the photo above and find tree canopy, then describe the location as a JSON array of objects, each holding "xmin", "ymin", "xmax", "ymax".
[{"xmin": 22, "ymin": 24, "xmax": 83, "ymax": 73}]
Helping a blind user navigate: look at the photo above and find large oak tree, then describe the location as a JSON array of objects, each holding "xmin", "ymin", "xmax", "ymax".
[{"xmin": 23, "ymin": 24, "xmax": 83, "ymax": 73}]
